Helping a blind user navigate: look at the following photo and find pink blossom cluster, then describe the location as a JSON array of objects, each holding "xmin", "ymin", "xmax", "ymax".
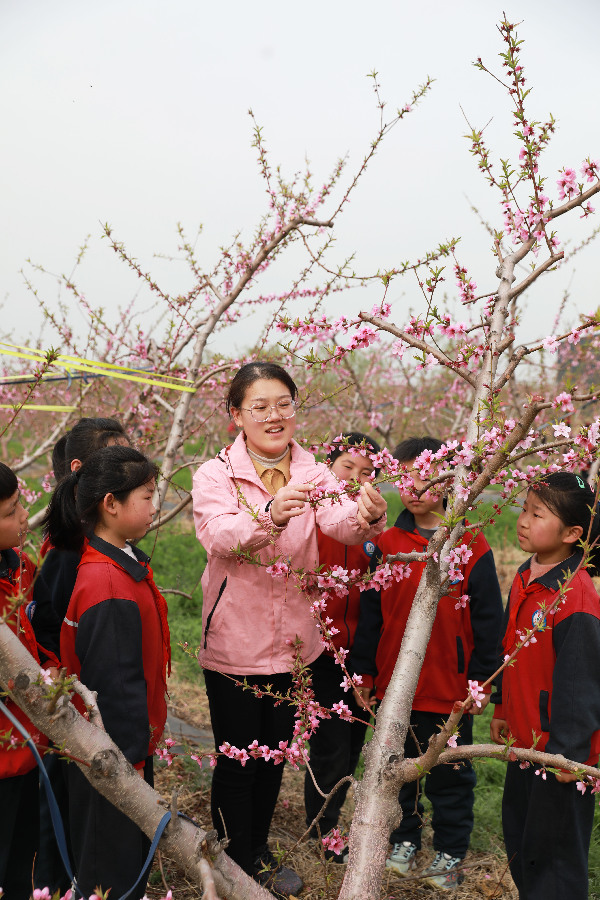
[
  {"xmin": 404, "ymin": 315, "xmax": 433, "ymax": 339},
  {"xmin": 360, "ymin": 561, "xmax": 412, "ymax": 593},
  {"xmin": 443, "ymin": 545, "xmax": 473, "ymax": 582},
  {"xmin": 266, "ymin": 561, "xmax": 291, "ymax": 578},
  {"xmin": 17, "ymin": 476, "xmax": 41, "ymax": 506},
  {"xmin": 190, "ymin": 752, "xmax": 217, "ymax": 768},
  {"xmin": 454, "ymin": 594, "xmax": 470, "ymax": 611},
  {"xmin": 438, "ymin": 314, "xmax": 468, "ymax": 338},
  {"xmin": 33, "ymin": 891, "xmax": 73, "ymax": 900},
  {"xmin": 552, "ymin": 392, "xmax": 574, "ymax": 413},
  {"xmin": 467, "ymin": 680, "xmax": 486, "ymax": 708},
  {"xmin": 502, "ymin": 197, "xmax": 551, "ymax": 245},
  {"xmin": 322, "ymin": 826, "xmax": 347, "ymax": 856},
  {"xmin": 155, "ymin": 737, "xmax": 177, "ymax": 766},
  {"xmin": 557, "ymin": 167, "xmax": 578, "ymax": 201},
  {"xmin": 581, "ymin": 158, "xmax": 600, "ymax": 183},
  {"xmin": 576, "ymin": 777, "xmax": 600, "ymax": 798},
  {"xmin": 454, "ymin": 265, "xmax": 477, "ymax": 304}
]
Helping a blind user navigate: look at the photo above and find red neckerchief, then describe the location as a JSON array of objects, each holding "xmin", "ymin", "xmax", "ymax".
[{"xmin": 80, "ymin": 545, "xmax": 171, "ymax": 677}]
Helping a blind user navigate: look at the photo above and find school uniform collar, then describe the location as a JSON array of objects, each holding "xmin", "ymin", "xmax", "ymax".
[
  {"xmin": 0, "ymin": 548, "xmax": 19, "ymax": 580},
  {"xmin": 393, "ymin": 508, "xmax": 434, "ymax": 547},
  {"xmin": 86, "ymin": 533, "xmax": 151, "ymax": 583},
  {"xmin": 517, "ymin": 550, "xmax": 584, "ymax": 592}
]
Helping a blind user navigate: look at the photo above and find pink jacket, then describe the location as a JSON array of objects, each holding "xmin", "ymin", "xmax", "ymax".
[{"xmin": 192, "ymin": 434, "xmax": 385, "ymax": 676}]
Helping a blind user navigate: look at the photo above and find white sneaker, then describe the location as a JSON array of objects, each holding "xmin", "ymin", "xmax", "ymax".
[
  {"xmin": 422, "ymin": 850, "xmax": 464, "ymax": 890},
  {"xmin": 385, "ymin": 841, "xmax": 418, "ymax": 875}
]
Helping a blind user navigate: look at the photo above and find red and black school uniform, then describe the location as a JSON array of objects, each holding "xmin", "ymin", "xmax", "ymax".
[
  {"xmin": 60, "ymin": 534, "xmax": 170, "ymax": 900},
  {"xmin": 351, "ymin": 509, "xmax": 503, "ymax": 858},
  {"xmin": 0, "ymin": 548, "xmax": 47, "ymax": 900},
  {"xmin": 304, "ymin": 532, "xmax": 375, "ymax": 837},
  {"xmin": 30, "ymin": 538, "xmax": 83, "ymax": 894},
  {"xmin": 492, "ymin": 552, "xmax": 600, "ymax": 900}
]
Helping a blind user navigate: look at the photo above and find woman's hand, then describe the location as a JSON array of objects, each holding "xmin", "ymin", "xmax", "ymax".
[
  {"xmin": 270, "ymin": 482, "xmax": 315, "ymax": 527},
  {"xmin": 356, "ymin": 482, "xmax": 387, "ymax": 530},
  {"xmin": 490, "ymin": 717, "xmax": 509, "ymax": 744}
]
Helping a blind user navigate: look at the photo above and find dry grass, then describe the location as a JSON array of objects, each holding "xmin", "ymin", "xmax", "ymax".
[
  {"xmin": 148, "ymin": 662, "xmax": 519, "ymax": 898},
  {"xmin": 149, "ymin": 756, "xmax": 518, "ymax": 899}
]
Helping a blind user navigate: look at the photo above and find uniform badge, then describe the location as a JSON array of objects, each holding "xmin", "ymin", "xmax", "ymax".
[
  {"xmin": 532, "ymin": 609, "xmax": 546, "ymax": 630},
  {"xmin": 363, "ymin": 541, "xmax": 376, "ymax": 557}
]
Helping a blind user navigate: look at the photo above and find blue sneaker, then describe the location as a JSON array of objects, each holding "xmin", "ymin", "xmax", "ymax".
[
  {"xmin": 385, "ymin": 841, "xmax": 418, "ymax": 875},
  {"xmin": 422, "ymin": 851, "xmax": 464, "ymax": 890}
]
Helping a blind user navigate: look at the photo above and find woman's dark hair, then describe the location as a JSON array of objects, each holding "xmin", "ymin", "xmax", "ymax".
[
  {"xmin": 393, "ymin": 436, "xmax": 443, "ymax": 463},
  {"xmin": 52, "ymin": 417, "xmax": 129, "ymax": 480},
  {"xmin": 225, "ymin": 362, "xmax": 298, "ymax": 415},
  {"xmin": 0, "ymin": 463, "xmax": 18, "ymax": 502},
  {"xmin": 534, "ymin": 472, "xmax": 600, "ymax": 575},
  {"xmin": 45, "ymin": 446, "xmax": 158, "ymax": 552},
  {"xmin": 329, "ymin": 432, "xmax": 382, "ymax": 474}
]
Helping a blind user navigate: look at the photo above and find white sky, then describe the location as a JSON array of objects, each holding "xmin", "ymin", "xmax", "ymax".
[{"xmin": 1, "ymin": 0, "xmax": 599, "ymax": 357}]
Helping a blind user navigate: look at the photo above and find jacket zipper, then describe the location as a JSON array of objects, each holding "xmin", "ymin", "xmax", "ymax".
[{"xmin": 204, "ymin": 577, "xmax": 228, "ymax": 649}]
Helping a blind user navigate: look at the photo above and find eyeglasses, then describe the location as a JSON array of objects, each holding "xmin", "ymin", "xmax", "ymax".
[{"xmin": 242, "ymin": 400, "xmax": 297, "ymax": 422}]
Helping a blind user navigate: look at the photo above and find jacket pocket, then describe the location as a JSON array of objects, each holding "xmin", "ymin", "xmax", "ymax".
[
  {"xmin": 539, "ymin": 690, "xmax": 550, "ymax": 732},
  {"xmin": 456, "ymin": 636, "xmax": 465, "ymax": 673},
  {"xmin": 204, "ymin": 577, "xmax": 227, "ymax": 649}
]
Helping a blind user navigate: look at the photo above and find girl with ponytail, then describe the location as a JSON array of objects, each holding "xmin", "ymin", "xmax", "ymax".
[
  {"xmin": 48, "ymin": 445, "xmax": 170, "ymax": 900},
  {"xmin": 32, "ymin": 418, "xmax": 130, "ymax": 895}
]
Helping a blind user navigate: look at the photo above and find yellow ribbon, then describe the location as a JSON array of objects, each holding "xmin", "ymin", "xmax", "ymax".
[
  {"xmin": 0, "ymin": 404, "xmax": 78, "ymax": 412},
  {"xmin": 0, "ymin": 342, "xmax": 196, "ymax": 393}
]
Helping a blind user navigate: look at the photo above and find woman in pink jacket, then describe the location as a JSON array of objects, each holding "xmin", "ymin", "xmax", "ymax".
[{"xmin": 192, "ymin": 361, "xmax": 386, "ymax": 896}]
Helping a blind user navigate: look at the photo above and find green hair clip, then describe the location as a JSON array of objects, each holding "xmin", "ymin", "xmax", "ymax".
[{"xmin": 576, "ymin": 476, "xmax": 586, "ymax": 489}]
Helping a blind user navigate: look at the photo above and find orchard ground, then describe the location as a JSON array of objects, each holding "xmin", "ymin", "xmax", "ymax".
[{"xmin": 122, "ymin": 493, "xmax": 600, "ymax": 899}]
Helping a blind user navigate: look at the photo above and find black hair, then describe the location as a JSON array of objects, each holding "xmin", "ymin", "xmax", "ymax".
[
  {"xmin": 225, "ymin": 362, "xmax": 298, "ymax": 416},
  {"xmin": 329, "ymin": 432, "xmax": 382, "ymax": 474},
  {"xmin": 533, "ymin": 472, "xmax": 600, "ymax": 576},
  {"xmin": 52, "ymin": 417, "xmax": 129, "ymax": 480},
  {"xmin": 393, "ymin": 436, "xmax": 443, "ymax": 463},
  {"xmin": 0, "ymin": 463, "xmax": 18, "ymax": 502},
  {"xmin": 45, "ymin": 445, "xmax": 158, "ymax": 552}
]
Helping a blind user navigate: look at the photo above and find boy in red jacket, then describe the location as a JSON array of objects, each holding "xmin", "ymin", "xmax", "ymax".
[
  {"xmin": 304, "ymin": 432, "xmax": 381, "ymax": 855},
  {"xmin": 351, "ymin": 437, "xmax": 502, "ymax": 889},
  {"xmin": 0, "ymin": 462, "xmax": 49, "ymax": 900}
]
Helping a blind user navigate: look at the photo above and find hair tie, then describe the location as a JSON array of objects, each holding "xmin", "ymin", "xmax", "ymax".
[{"xmin": 72, "ymin": 469, "xmax": 81, "ymax": 480}]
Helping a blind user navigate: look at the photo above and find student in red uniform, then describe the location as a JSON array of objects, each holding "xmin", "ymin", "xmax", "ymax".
[
  {"xmin": 33, "ymin": 417, "xmax": 130, "ymax": 662},
  {"xmin": 46, "ymin": 445, "xmax": 170, "ymax": 900},
  {"xmin": 0, "ymin": 463, "xmax": 48, "ymax": 900},
  {"xmin": 304, "ymin": 432, "xmax": 381, "ymax": 852},
  {"xmin": 32, "ymin": 417, "xmax": 129, "ymax": 895},
  {"xmin": 351, "ymin": 436, "xmax": 502, "ymax": 889},
  {"xmin": 491, "ymin": 472, "xmax": 600, "ymax": 900}
]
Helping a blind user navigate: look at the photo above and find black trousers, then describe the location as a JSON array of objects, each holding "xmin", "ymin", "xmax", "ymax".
[
  {"xmin": 392, "ymin": 709, "xmax": 476, "ymax": 858},
  {"xmin": 34, "ymin": 753, "xmax": 72, "ymax": 894},
  {"xmin": 304, "ymin": 653, "xmax": 370, "ymax": 836},
  {"xmin": 0, "ymin": 767, "xmax": 39, "ymax": 900},
  {"xmin": 503, "ymin": 761, "xmax": 594, "ymax": 900},
  {"xmin": 204, "ymin": 668, "xmax": 296, "ymax": 874},
  {"xmin": 68, "ymin": 757, "xmax": 154, "ymax": 900}
]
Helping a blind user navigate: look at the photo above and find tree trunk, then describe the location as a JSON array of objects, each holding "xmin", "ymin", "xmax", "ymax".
[{"xmin": 0, "ymin": 622, "xmax": 271, "ymax": 900}]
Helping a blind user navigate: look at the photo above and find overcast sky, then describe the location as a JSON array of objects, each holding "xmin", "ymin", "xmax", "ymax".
[{"xmin": 2, "ymin": 0, "xmax": 599, "ymax": 358}]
